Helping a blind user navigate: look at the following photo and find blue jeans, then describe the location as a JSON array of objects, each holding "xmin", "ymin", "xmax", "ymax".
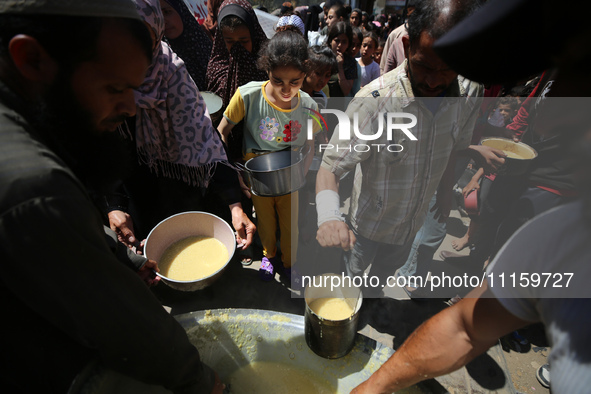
[
  {"xmin": 343, "ymin": 232, "xmax": 413, "ymax": 297},
  {"xmin": 397, "ymin": 194, "xmax": 446, "ymax": 282}
]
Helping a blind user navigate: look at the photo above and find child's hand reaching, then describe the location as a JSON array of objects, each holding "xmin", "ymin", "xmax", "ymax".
[{"xmin": 462, "ymin": 179, "xmax": 480, "ymax": 198}]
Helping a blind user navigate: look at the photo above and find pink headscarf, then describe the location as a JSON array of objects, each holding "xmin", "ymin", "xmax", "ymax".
[{"xmin": 131, "ymin": 0, "xmax": 227, "ymax": 187}]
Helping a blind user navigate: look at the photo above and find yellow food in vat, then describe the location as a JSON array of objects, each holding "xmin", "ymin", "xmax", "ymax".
[
  {"xmin": 308, "ymin": 297, "xmax": 355, "ymax": 320},
  {"xmin": 227, "ymin": 361, "xmax": 335, "ymax": 393},
  {"xmin": 159, "ymin": 236, "xmax": 228, "ymax": 281}
]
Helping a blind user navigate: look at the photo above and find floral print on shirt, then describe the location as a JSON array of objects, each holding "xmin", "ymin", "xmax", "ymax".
[
  {"xmin": 259, "ymin": 116, "xmax": 279, "ymax": 141},
  {"xmin": 281, "ymin": 120, "xmax": 302, "ymax": 142}
]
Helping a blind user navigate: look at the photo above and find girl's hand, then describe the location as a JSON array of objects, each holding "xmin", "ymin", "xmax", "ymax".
[
  {"xmin": 336, "ymin": 51, "xmax": 345, "ymax": 67},
  {"xmin": 462, "ymin": 180, "xmax": 480, "ymax": 198}
]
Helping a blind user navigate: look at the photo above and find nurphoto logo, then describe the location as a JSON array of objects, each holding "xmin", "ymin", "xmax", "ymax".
[{"xmin": 305, "ymin": 108, "xmax": 418, "ymax": 153}]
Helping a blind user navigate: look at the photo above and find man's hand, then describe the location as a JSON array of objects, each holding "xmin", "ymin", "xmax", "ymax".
[
  {"xmin": 108, "ymin": 210, "xmax": 138, "ymax": 250},
  {"xmin": 469, "ymin": 144, "xmax": 506, "ymax": 173},
  {"xmin": 316, "ymin": 220, "xmax": 356, "ymax": 251},
  {"xmin": 230, "ymin": 203, "xmax": 256, "ymax": 249},
  {"xmin": 137, "ymin": 259, "xmax": 161, "ymax": 287}
]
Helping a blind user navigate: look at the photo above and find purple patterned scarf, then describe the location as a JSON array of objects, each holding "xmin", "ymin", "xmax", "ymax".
[{"xmin": 132, "ymin": 0, "xmax": 227, "ymax": 187}]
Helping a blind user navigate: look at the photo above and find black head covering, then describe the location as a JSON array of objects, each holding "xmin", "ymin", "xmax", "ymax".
[{"xmin": 162, "ymin": 0, "xmax": 212, "ymax": 91}]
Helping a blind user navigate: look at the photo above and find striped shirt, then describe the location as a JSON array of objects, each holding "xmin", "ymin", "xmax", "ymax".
[{"xmin": 320, "ymin": 60, "xmax": 483, "ymax": 245}]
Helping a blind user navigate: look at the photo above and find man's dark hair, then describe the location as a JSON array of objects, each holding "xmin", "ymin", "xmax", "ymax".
[
  {"xmin": 407, "ymin": 0, "xmax": 482, "ymax": 47},
  {"xmin": 0, "ymin": 14, "xmax": 152, "ymax": 71}
]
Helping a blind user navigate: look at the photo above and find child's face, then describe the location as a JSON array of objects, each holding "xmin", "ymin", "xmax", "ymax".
[
  {"xmin": 161, "ymin": 2, "xmax": 184, "ymax": 39},
  {"xmin": 268, "ymin": 66, "xmax": 306, "ymax": 104},
  {"xmin": 222, "ymin": 25, "xmax": 252, "ymax": 53},
  {"xmin": 350, "ymin": 11, "xmax": 361, "ymax": 27},
  {"xmin": 360, "ymin": 37, "xmax": 375, "ymax": 59},
  {"xmin": 350, "ymin": 35, "xmax": 362, "ymax": 57},
  {"xmin": 496, "ymin": 104, "xmax": 516, "ymax": 124},
  {"xmin": 374, "ymin": 45, "xmax": 384, "ymax": 64},
  {"xmin": 331, "ymin": 34, "xmax": 349, "ymax": 55},
  {"xmin": 304, "ymin": 65, "xmax": 332, "ymax": 93},
  {"xmin": 326, "ymin": 8, "xmax": 342, "ymax": 28}
]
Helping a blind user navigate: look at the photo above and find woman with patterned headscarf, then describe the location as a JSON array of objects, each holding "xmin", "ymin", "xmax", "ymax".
[
  {"xmin": 160, "ymin": 0, "xmax": 212, "ymax": 91},
  {"xmin": 106, "ymin": 0, "xmax": 255, "ymax": 249},
  {"xmin": 206, "ymin": 0, "xmax": 268, "ymax": 111}
]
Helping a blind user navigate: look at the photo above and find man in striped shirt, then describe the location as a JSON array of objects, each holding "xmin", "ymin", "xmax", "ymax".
[{"xmin": 315, "ymin": 0, "xmax": 486, "ymax": 294}]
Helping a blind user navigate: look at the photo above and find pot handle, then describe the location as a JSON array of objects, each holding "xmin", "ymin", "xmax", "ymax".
[
  {"xmin": 299, "ymin": 143, "xmax": 311, "ymax": 160},
  {"xmin": 234, "ymin": 162, "xmax": 249, "ymax": 173}
]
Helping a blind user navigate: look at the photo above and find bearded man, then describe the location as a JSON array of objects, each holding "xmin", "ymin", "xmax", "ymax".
[
  {"xmin": 315, "ymin": 0, "xmax": 494, "ymax": 295},
  {"xmin": 0, "ymin": 1, "xmax": 223, "ymax": 393}
]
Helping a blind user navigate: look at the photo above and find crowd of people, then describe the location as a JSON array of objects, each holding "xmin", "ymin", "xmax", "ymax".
[{"xmin": 1, "ymin": 0, "xmax": 590, "ymax": 392}]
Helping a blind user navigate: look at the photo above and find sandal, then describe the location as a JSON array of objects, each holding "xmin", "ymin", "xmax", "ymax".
[
  {"xmin": 536, "ymin": 364, "xmax": 550, "ymax": 388},
  {"xmin": 240, "ymin": 256, "xmax": 253, "ymax": 266},
  {"xmin": 259, "ymin": 257, "xmax": 274, "ymax": 281}
]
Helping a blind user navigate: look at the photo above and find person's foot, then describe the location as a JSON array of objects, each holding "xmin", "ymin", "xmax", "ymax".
[
  {"xmin": 240, "ymin": 255, "xmax": 253, "ymax": 266},
  {"xmin": 451, "ymin": 236, "xmax": 470, "ymax": 251},
  {"xmin": 536, "ymin": 363, "xmax": 550, "ymax": 388},
  {"xmin": 258, "ymin": 257, "xmax": 275, "ymax": 281}
]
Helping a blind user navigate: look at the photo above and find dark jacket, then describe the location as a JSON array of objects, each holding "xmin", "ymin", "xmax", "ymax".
[{"xmin": 0, "ymin": 82, "xmax": 214, "ymax": 393}]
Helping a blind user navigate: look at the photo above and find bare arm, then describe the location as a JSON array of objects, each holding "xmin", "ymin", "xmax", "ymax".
[
  {"xmin": 352, "ymin": 283, "xmax": 533, "ymax": 393},
  {"xmin": 315, "ymin": 164, "xmax": 339, "ymax": 194},
  {"xmin": 217, "ymin": 117, "xmax": 235, "ymax": 145},
  {"xmin": 463, "ymin": 167, "xmax": 485, "ymax": 198},
  {"xmin": 315, "ymin": 166, "xmax": 356, "ymax": 250}
]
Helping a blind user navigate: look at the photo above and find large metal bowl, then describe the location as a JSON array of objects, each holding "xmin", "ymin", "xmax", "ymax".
[
  {"xmin": 144, "ymin": 212, "xmax": 236, "ymax": 291},
  {"xmin": 68, "ymin": 309, "xmax": 397, "ymax": 394},
  {"xmin": 177, "ymin": 309, "xmax": 395, "ymax": 392}
]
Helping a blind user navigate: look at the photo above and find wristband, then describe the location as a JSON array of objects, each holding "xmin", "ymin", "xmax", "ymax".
[{"xmin": 316, "ymin": 189, "xmax": 344, "ymax": 226}]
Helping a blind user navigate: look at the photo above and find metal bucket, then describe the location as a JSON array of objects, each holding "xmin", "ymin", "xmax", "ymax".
[
  {"xmin": 304, "ymin": 273, "xmax": 363, "ymax": 359},
  {"xmin": 237, "ymin": 146, "xmax": 309, "ymax": 197}
]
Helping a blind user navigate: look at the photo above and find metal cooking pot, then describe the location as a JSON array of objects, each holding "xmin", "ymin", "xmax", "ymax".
[
  {"xmin": 237, "ymin": 145, "xmax": 310, "ymax": 197},
  {"xmin": 304, "ymin": 274, "xmax": 363, "ymax": 359}
]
